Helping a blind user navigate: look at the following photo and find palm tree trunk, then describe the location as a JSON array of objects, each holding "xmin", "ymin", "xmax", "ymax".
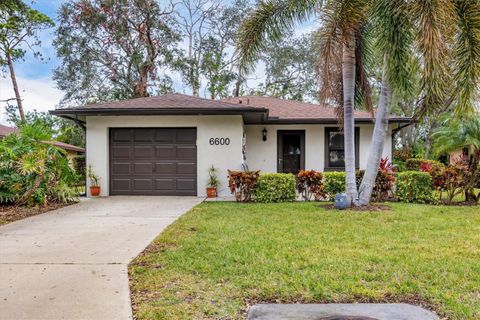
[
  {"xmin": 358, "ymin": 68, "xmax": 392, "ymax": 205},
  {"xmin": 342, "ymin": 31, "xmax": 358, "ymax": 206},
  {"xmin": 6, "ymin": 52, "xmax": 25, "ymax": 122}
]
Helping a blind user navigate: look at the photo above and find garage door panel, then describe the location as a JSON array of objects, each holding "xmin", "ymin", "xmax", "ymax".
[
  {"xmin": 176, "ymin": 129, "xmax": 196, "ymax": 143},
  {"xmin": 134, "ymin": 129, "xmax": 154, "ymax": 142},
  {"xmin": 155, "ymin": 178, "xmax": 175, "ymax": 190},
  {"xmin": 177, "ymin": 179, "xmax": 196, "ymax": 190},
  {"xmin": 133, "ymin": 162, "xmax": 153, "ymax": 174},
  {"xmin": 177, "ymin": 162, "xmax": 196, "ymax": 174},
  {"xmin": 155, "ymin": 129, "xmax": 176, "ymax": 142},
  {"xmin": 133, "ymin": 179, "xmax": 153, "ymax": 190},
  {"xmin": 134, "ymin": 146, "xmax": 154, "ymax": 158},
  {"xmin": 155, "ymin": 162, "xmax": 176, "ymax": 174},
  {"xmin": 112, "ymin": 162, "xmax": 131, "ymax": 174},
  {"xmin": 176, "ymin": 146, "xmax": 196, "ymax": 159},
  {"xmin": 111, "ymin": 179, "xmax": 131, "ymax": 191},
  {"xmin": 112, "ymin": 146, "xmax": 131, "ymax": 159},
  {"xmin": 155, "ymin": 145, "xmax": 176, "ymax": 159},
  {"xmin": 112, "ymin": 129, "xmax": 132, "ymax": 142},
  {"xmin": 110, "ymin": 128, "xmax": 197, "ymax": 196}
]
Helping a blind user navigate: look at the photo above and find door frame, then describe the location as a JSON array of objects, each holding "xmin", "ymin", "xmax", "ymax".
[{"xmin": 277, "ymin": 130, "xmax": 305, "ymax": 173}]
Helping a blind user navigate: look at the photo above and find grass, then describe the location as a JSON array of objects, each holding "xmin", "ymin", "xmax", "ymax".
[{"xmin": 129, "ymin": 202, "xmax": 480, "ymax": 320}]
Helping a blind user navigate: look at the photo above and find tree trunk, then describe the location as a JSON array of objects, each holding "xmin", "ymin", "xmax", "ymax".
[
  {"xmin": 342, "ymin": 31, "xmax": 358, "ymax": 206},
  {"xmin": 358, "ymin": 68, "xmax": 392, "ymax": 205},
  {"xmin": 6, "ymin": 52, "xmax": 25, "ymax": 122},
  {"xmin": 16, "ymin": 173, "xmax": 44, "ymax": 206}
]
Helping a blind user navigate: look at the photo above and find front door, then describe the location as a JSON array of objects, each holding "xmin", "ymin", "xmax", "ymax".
[{"xmin": 277, "ymin": 130, "xmax": 305, "ymax": 174}]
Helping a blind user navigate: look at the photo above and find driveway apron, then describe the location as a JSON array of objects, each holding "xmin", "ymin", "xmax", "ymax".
[{"xmin": 0, "ymin": 196, "xmax": 203, "ymax": 320}]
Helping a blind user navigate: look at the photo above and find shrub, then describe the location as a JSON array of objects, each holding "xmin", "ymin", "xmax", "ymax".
[
  {"xmin": 396, "ymin": 171, "xmax": 435, "ymax": 203},
  {"xmin": 324, "ymin": 172, "xmax": 346, "ymax": 199},
  {"xmin": 356, "ymin": 170, "xmax": 395, "ymax": 202},
  {"xmin": 405, "ymin": 158, "xmax": 444, "ymax": 171},
  {"xmin": 255, "ymin": 173, "xmax": 296, "ymax": 203},
  {"xmin": 227, "ymin": 170, "xmax": 260, "ymax": 202},
  {"xmin": 296, "ymin": 170, "xmax": 326, "ymax": 201},
  {"xmin": 0, "ymin": 121, "xmax": 79, "ymax": 206}
]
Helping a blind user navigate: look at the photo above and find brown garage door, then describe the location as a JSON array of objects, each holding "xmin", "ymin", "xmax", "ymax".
[{"xmin": 109, "ymin": 128, "xmax": 197, "ymax": 195}]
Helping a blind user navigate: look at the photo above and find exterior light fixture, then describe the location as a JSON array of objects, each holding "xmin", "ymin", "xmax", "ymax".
[{"xmin": 262, "ymin": 128, "xmax": 267, "ymax": 141}]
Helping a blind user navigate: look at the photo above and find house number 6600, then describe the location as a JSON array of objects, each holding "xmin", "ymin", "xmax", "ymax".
[{"xmin": 209, "ymin": 137, "xmax": 230, "ymax": 145}]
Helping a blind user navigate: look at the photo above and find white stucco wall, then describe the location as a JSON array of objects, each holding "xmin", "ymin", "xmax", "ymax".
[
  {"xmin": 86, "ymin": 115, "xmax": 243, "ymax": 197},
  {"xmin": 244, "ymin": 124, "xmax": 393, "ymax": 173}
]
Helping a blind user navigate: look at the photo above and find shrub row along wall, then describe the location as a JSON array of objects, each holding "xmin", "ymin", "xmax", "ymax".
[{"xmin": 228, "ymin": 169, "xmax": 435, "ymax": 204}]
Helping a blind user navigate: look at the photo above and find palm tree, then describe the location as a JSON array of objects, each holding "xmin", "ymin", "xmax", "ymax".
[
  {"xmin": 238, "ymin": 0, "xmax": 480, "ymax": 206},
  {"xmin": 237, "ymin": 0, "xmax": 367, "ymax": 205},
  {"xmin": 432, "ymin": 114, "xmax": 480, "ymax": 202}
]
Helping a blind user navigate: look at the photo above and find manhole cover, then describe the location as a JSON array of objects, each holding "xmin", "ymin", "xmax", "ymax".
[{"xmin": 318, "ymin": 317, "xmax": 378, "ymax": 320}]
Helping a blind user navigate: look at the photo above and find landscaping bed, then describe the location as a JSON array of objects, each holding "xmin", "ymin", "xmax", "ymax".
[
  {"xmin": 129, "ymin": 202, "xmax": 480, "ymax": 320},
  {"xmin": 0, "ymin": 202, "xmax": 71, "ymax": 225}
]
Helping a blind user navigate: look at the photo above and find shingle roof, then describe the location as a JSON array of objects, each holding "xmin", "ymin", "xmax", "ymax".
[
  {"xmin": 222, "ymin": 95, "xmax": 406, "ymax": 121},
  {"xmin": 45, "ymin": 141, "xmax": 85, "ymax": 153},
  {"xmin": 0, "ymin": 124, "xmax": 18, "ymax": 137},
  {"xmin": 56, "ymin": 93, "xmax": 261, "ymax": 111}
]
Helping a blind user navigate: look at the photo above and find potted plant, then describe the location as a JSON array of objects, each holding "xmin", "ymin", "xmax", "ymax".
[
  {"xmin": 88, "ymin": 165, "xmax": 101, "ymax": 196},
  {"xmin": 206, "ymin": 165, "xmax": 219, "ymax": 198}
]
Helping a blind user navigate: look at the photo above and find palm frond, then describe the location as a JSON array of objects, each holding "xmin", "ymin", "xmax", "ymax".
[
  {"xmin": 452, "ymin": 0, "xmax": 480, "ymax": 115},
  {"xmin": 237, "ymin": 0, "xmax": 319, "ymax": 73}
]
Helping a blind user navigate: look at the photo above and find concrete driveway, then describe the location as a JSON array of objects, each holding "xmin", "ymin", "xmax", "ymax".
[{"xmin": 0, "ymin": 196, "xmax": 203, "ymax": 320}]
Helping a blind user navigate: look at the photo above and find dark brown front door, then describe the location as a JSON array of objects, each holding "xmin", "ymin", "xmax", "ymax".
[
  {"xmin": 277, "ymin": 130, "xmax": 305, "ymax": 174},
  {"xmin": 109, "ymin": 128, "xmax": 197, "ymax": 195}
]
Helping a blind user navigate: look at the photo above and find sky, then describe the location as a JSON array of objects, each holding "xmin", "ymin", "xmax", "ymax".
[{"xmin": 0, "ymin": 1, "xmax": 316, "ymax": 125}]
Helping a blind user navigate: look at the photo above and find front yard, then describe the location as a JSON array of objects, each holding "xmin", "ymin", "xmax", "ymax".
[{"xmin": 129, "ymin": 202, "xmax": 480, "ymax": 320}]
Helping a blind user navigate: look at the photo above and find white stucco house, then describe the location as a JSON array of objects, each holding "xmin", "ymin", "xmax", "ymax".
[{"xmin": 50, "ymin": 93, "xmax": 410, "ymax": 197}]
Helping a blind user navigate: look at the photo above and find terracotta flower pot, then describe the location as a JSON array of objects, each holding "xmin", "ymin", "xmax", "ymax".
[
  {"xmin": 90, "ymin": 186, "xmax": 101, "ymax": 197},
  {"xmin": 206, "ymin": 187, "xmax": 217, "ymax": 198}
]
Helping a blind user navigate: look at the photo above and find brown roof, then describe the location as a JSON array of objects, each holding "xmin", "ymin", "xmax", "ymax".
[
  {"xmin": 223, "ymin": 95, "xmax": 406, "ymax": 121},
  {"xmin": 50, "ymin": 93, "xmax": 410, "ymax": 124},
  {"xmin": 0, "ymin": 124, "xmax": 18, "ymax": 137},
  {"xmin": 55, "ymin": 93, "xmax": 261, "ymax": 111},
  {"xmin": 45, "ymin": 141, "xmax": 85, "ymax": 153}
]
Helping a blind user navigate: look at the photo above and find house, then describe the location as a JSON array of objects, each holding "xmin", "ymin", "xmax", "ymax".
[
  {"xmin": 50, "ymin": 93, "xmax": 410, "ymax": 197},
  {"xmin": 0, "ymin": 124, "xmax": 85, "ymax": 163}
]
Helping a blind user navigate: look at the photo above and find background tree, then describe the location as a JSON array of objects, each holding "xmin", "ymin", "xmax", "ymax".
[
  {"xmin": 54, "ymin": 0, "xmax": 179, "ymax": 105},
  {"xmin": 250, "ymin": 32, "xmax": 318, "ymax": 101},
  {"xmin": 175, "ymin": 0, "xmax": 250, "ymax": 99},
  {"xmin": 0, "ymin": 0, "xmax": 54, "ymax": 121}
]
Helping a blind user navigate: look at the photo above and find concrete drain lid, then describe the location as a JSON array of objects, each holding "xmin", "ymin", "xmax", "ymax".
[
  {"xmin": 247, "ymin": 303, "xmax": 440, "ymax": 320},
  {"xmin": 318, "ymin": 317, "xmax": 378, "ymax": 320},
  {"xmin": 318, "ymin": 316, "xmax": 378, "ymax": 320}
]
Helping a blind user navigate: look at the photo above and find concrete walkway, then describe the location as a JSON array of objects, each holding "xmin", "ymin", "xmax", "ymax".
[{"xmin": 0, "ymin": 196, "xmax": 203, "ymax": 320}]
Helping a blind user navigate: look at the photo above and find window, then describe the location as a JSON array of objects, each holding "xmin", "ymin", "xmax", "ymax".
[{"xmin": 324, "ymin": 127, "xmax": 359, "ymax": 170}]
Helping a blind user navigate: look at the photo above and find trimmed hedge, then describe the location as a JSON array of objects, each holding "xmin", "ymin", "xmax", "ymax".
[
  {"xmin": 405, "ymin": 158, "xmax": 444, "ymax": 171},
  {"xmin": 396, "ymin": 171, "xmax": 435, "ymax": 203},
  {"xmin": 324, "ymin": 172, "xmax": 346, "ymax": 199},
  {"xmin": 255, "ymin": 173, "xmax": 296, "ymax": 203}
]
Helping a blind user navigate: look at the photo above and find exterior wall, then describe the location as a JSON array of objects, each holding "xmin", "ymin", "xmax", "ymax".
[
  {"xmin": 85, "ymin": 115, "xmax": 243, "ymax": 197},
  {"xmin": 244, "ymin": 124, "xmax": 393, "ymax": 173}
]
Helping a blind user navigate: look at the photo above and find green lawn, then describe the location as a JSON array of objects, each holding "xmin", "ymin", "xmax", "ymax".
[{"xmin": 129, "ymin": 202, "xmax": 480, "ymax": 320}]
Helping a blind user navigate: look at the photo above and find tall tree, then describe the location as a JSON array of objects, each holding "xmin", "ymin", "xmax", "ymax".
[
  {"xmin": 175, "ymin": 0, "xmax": 249, "ymax": 99},
  {"xmin": 251, "ymin": 32, "xmax": 318, "ymax": 101},
  {"xmin": 54, "ymin": 0, "xmax": 179, "ymax": 105},
  {"xmin": 0, "ymin": 0, "xmax": 54, "ymax": 121},
  {"xmin": 237, "ymin": 0, "xmax": 368, "ymax": 205}
]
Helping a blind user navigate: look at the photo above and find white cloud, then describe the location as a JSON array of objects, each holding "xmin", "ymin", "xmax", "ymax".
[{"xmin": 0, "ymin": 76, "xmax": 64, "ymax": 125}]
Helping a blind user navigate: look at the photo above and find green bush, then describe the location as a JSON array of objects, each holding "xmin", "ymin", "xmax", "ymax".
[
  {"xmin": 396, "ymin": 171, "xmax": 435, "ymax": 203},
  {"xmin": 255, "ymin": 173, "xmax": 296, "ymax": 203},
  {"xmin": 405, "ymin": 158, "xmax": 444, "ymax": 171},
  {"xmin": 323, "ymin": 172, "xmax": 346, "ymax": 199},
  {"xmin": 0, "ymin": 121, "xmax": 79, "ymax": 206}
]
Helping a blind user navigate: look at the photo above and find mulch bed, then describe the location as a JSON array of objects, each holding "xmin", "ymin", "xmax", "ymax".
[
  {"xmin": 0, "ymin": 202, "xmax": 71, "ymax": 225},
  {"xmin": 318, "ymin": 203, "xmax": 391, "ymax": 212}
]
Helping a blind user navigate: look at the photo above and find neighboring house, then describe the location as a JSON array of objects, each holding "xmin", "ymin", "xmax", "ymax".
[
  {"xmin": 50, "ymin": 93, "xmax": 410, "ymax": 197},
  {"xmin": 0, "ymin": 124, "xmax": 85, "ymax": 164}
]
